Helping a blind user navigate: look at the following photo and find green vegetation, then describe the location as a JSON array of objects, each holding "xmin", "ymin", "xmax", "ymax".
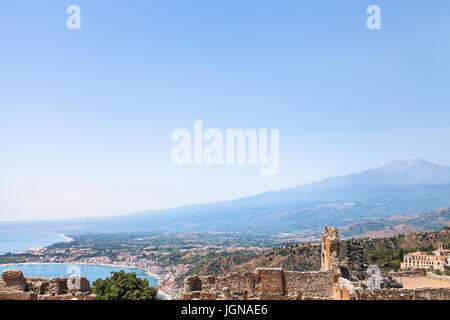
[
  {"xmin": 341, "ymin": 210, "xmax": 450, "ymax": 239},
  {"xmin": 341, "ymin": 228, "xmax": 450, "ymax": 270},
  {"xmin": 43, "ymin": 232, "xmax": 281, "ymax": 262},
  {"xmin": 432, "ymin": 268, "xmax": 450, "ymax": 276},
  {"xmin": 92, "ymin": 271, "xmax": 158, "ymax": 300},
  {"xmin": 175, "ymin": 243, "xmax": 322, "ymax": 286},
  {"xmin": 0, "ymin": 253, "xmax": 34, "ymax": 264},
  {"xmin": 174, "ymin": 251, "xmax": 258, "ymax": 286}
]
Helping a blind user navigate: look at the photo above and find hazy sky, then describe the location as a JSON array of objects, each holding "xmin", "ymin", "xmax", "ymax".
[{"xmin": 1, "ymin": 1, "xmax": 450, "ymax": 221}]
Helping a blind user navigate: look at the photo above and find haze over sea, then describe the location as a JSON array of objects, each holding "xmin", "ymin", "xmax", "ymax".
[{"xmin": 0, "ymin": 232, "xmax": 69, "ymax": 255}]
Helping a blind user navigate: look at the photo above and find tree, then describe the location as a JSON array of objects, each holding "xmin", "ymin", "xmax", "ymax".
[{"xmin": 92, "ymin": 270, "xmax": 158, "ymax": 300}]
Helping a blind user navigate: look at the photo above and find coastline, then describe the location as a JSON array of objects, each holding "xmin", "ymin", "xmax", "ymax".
[
  {"xmin": 16, "ymin": 233, "xmax": 74, "ymax": 254},
  {"xmin": 0, "ymin": 261, "xmax": 173, "ymax": 300},
  {"xmin": 1, "ymin": 233, "xmax": 174, "ymax": 300},
  {"xmin": 59, "ymin": 233, "xmax": 74, "ymax": 242}
]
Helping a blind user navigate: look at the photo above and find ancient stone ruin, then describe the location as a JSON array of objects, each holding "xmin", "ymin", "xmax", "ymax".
[
  {"xmin": 182, "ymin": 268, "xmax": 336, "ymax": 300},
  {"xmin": 182, "ymin": 226, "xmax": 450, "ymax": 300},
  {"xmin": 333, "ymin": 274, "xmax": 450, "ymax": 300},
  {"xmin": 0, "ymin": 269, "xmax": 97, "ymax": 300},
  {"xmin": 321, "ymin": 227, "xmax": 340, "ymax": 271}
]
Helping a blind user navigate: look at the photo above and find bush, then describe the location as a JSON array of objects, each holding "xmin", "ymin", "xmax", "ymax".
[{"xmin": 92, "ymin": 270, "xmax": 158, "ymax": 300}]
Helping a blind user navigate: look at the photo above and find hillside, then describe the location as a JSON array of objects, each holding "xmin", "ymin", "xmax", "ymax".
[
  {"xmin": 349, "ymin": 227, "xmax": 450, "ymax": 270},
  {"xmin": 340, "ymin": 207, "xmax": 450, "ymax": 239},
  {"xmin": 363, "ymin": 227, "xmax": 450, "ymax": 253},
  {"xmin": 175, "ymin": 243, "xmax": 321, "ymax": 286},
  {"xmin": 226, "ymin": 243, "xmax": 322, "ymax": 273},
  {"xmin": 176, "ymin": 228, "xmax": 450, "ymax": 284}
]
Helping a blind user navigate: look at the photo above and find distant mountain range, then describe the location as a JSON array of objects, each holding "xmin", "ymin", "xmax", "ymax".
[{"xmin": 1, "ymin": 159, "xmax": 450, "ymax": 234}]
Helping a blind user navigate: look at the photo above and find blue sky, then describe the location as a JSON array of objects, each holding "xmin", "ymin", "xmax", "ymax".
[{"xmin": 1, "ymin": 1, "xmax": 450, "ymax": 221}]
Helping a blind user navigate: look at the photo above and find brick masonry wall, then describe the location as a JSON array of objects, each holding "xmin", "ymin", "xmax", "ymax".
[
  {"xmin": 334, "ymin": 276, "xmax": 450, "ymax": 300},
  {"xmin": 359, "ymin": 288, "xmax": 450, "ymax": 300},
  {"xmin": 426, "ymin": 272, "xmax": 450, "ymax": 284},
  {"xmin": 183, "ymin": 268, "xmax": 335, "ymax": 300},
  {"xmin": 389, "ymin": 269, "xmax": 427, "ymax": 278}
]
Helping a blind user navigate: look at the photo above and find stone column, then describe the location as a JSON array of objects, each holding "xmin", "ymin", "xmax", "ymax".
[{"xmin": 321, "ymin": 227, "xmax": 340, "ymax": 271}]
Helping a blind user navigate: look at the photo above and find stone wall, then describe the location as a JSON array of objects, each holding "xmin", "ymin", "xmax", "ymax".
[
  {"xmin": 333, "ymin": 275, "xmax": 450, "ymax": 300},
  {"xmin": 333, "ymin": 277, "xmax": 359, "ymax": 300},
  {"xmin": 183, "ymin": 272, "xmax": 258, "ymax": 300},
  {"xmin": 182, "ymin": 268, "xmax": 336, "ymax": 300},
  {"xmin": 426, "ymin": 272, "xmax": 450, "ymax": 284},
  {"xmin": 0, "ymin": 269, "xmax": 97, "ymax": 300},
  {"xmin": 284, "ymin": 270, "xmax": 335, "ymax": 300},
  {"xmin": 359, "ymin": 288, "xmax": 450, "ymax": 300},
  {"xmin": 389, "ymin": 269, "xmax": 427, "ymax": 278}
]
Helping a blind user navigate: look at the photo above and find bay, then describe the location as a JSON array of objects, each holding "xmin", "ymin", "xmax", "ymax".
[
  {"xmin": 0, "ymin": 263, "xmax": 158, "ymax": 288},
  {"xmin": 0, "ymin": 232, "xmax": 70, "ymax": 255}
]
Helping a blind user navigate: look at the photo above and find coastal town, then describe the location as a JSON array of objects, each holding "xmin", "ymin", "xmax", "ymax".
[
  {"xmin": 3, "ymin": 232, "xmax": 274, "ymax": 299},
  {"xmin": 1, "ymin": 228, "xmax": 449, "ymax": 299}
]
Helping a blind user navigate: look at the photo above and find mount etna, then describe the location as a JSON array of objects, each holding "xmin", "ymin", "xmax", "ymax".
[{"xmin": 1, "ymin": 159, "xmax": 450, "ymax": 235}]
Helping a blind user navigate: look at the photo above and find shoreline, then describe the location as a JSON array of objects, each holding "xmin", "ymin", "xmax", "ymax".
[
  {"xmin": 14, "ymin": 232, "xmax": 74, "ymax": 254},
  {"xmin": 59, "ymin": 233, "xmax": 74, "ymax": 243},
  {"xmin": 1, "ymin": 233, "xmax": 174, "ymax": 300},
  {"xmin": 0, "ymin": 261, "xmax": 173, "ymax": 300}
]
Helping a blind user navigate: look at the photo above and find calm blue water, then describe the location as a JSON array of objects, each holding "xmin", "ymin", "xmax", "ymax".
[
  {"xmin": 0, "ymin": 232, "xmax": 69, "ymax": 255},
  {"xmin": 0, "ymin": 264, "xmax": 158, "ymax": 288},
  {"xmin": 0, "ymin": 233, "xmax": 161, "ymax": 297}
]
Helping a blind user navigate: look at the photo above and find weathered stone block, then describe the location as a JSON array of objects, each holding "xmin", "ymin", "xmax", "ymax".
[
  {"xmin": 0, "ymin": 270, "xmax": 27, "ymax": 292},
  {"xmin": 182, "ymin": 292, "xmax": 194, "ymax": 300},
  {"xmin": 62, "ymin": 294, "xmax": 75, "ymax": 300},
  {"xmin": 184, "ymin": 276, "xmax": 202, "ymax": 293},
  {"xmin": 200, "ymin": 292, "xmax": 217, "ymax": 300},
  {"xmin": 48, "ymin": 277, "xmax": 69, "ymax": 295},
  {"xmin": 255, "ymin": 268, "xmax": 286, "ymax": 298},
  {"xmin": 84, "ymin": 294, "xmax": 98, "ymax": 300},
  {"xmin": 26, "ymin": 277, "xmax": 50, "ymax": 294},
  {"xmin": 39, "ymin": 294, "xmax": 61, "ymax": 300},
  {"xmin": 321, "ymin": 227, "xmax": 340, "ymax": 271},
  {"xmin": 0, "ymin": 291, "xmax": 37, "ymax": 300}
]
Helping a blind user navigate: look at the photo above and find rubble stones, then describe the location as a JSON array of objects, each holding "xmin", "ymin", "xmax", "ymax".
[{"xmin": 0, "ymin": 269, "xmax": 97, "ymax": 300}]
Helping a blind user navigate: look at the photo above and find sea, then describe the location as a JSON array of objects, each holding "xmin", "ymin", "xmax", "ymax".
[
  {"xmin": 0, "ymin": 231, "xmax": 69, "ymax": 255},
  {"xmin": 0, "ymin": 231, "xmax": 158, "ymax": 291},
  {"xmin": 0, "ymin": 264, "xmax": 158, "ymax": 288}
]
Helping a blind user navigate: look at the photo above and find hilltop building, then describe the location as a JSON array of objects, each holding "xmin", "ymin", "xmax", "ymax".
[{"xmin": 400, "ymin": 242, "xmax": 449, "ymax": 271}]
